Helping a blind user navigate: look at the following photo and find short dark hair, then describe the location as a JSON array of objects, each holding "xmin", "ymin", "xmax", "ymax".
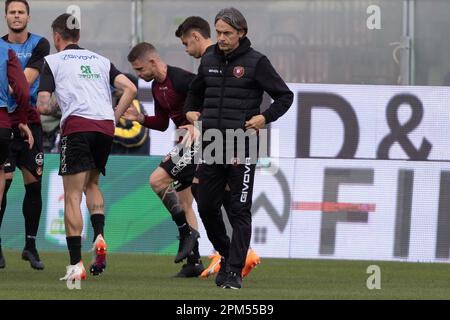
[
  {"xmin": 127, "ymin": 42, "xmax": 156, "ymax": 62},
  {"xmin": 175, "ymin": 16, "xmax": 211, "ymax": 39},
  {"xmin": 51, "ymin": 13, "xmax": 80, "ymax": 42},
  {"xmin": 5, "ymin": 0, "xmax": 30, "ymax": 15}
]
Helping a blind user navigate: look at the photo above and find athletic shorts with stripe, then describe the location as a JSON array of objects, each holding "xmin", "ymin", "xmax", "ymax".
[{"xmin": 59, "ymin": 132, "xmax": 113, "ymax": 176}]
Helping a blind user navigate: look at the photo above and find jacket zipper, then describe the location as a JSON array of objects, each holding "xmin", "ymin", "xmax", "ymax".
[{"xmin": 218, "ymin": 59, "xmax": 228, "ymax": 130}]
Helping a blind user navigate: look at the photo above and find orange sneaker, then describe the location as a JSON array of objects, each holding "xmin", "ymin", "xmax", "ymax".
[
  {"xmin": 200, "ymin": 252, "xmax": 222, "ymax": 278},
  {"xmin": 241, "ymin": 249, "xmax": 261, "ymax": 278},
  {"xmin": 90, "ymin": 234, "xmax": 107, "ymax": 276}
]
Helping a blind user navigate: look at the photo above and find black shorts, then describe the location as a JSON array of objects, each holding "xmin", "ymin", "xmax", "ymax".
[
  {"xmin": 159, "ymin": 144, "xmax": 199, "ymax": 192},
  {"xmin": 0, "ymin": 128, "xmax": 12, "ymax": 168},
  {"xmin": 59, "ymin": 132, "xmax": 113, "ymax": 176},
  {"xmin": 4, "ymin": 123, "xmax": 44, "ymax": 179}
]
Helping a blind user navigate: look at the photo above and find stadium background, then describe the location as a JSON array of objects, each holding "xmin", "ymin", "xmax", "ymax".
[{"xmin": 1, "ymin": 0, "xmax": 450, "ymax": 263}]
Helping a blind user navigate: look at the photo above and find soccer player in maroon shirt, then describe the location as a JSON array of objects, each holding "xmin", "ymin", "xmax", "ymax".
[{"xmin": 126, "ymin": 43, "xmax": 203, "ymax": 277}]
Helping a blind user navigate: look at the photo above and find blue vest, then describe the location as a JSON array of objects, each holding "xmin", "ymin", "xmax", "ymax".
[
  {"xmin": 0, "ymin": 41, "xmax": 10, "ymax": 110},
  {"xmin": 5, "ymin": 33, "xmax": 43, "ymax": 111}
]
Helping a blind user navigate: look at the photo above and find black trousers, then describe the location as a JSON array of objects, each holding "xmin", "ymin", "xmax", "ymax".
[{"xmin": 197, "ymin": 160, "xmax": 256, "ymax": 274}]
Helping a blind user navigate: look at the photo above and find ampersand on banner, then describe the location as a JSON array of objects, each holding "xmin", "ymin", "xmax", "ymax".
[{"xmin": 377, "ymin": 94, "xmax": 432, "ymax": 160}]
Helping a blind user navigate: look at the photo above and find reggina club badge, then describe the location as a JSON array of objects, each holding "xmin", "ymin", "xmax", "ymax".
[{"xmin": 233, "ymin": 66, "xmax": 245, "ymax": 78}]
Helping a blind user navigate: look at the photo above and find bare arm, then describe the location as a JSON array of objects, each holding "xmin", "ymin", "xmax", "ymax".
[
  {"xmin": 24, "ymin": 68, "xmax": 40, "ymax": 86},
  {"xmin": 113, "ymin": 74, "xmax": 137, "ymax": 123}
]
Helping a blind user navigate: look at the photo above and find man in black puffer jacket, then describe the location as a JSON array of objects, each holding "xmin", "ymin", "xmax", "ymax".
[{"xmin": 184, "ymin": 7, "xmax": 293, "ymax": 290}]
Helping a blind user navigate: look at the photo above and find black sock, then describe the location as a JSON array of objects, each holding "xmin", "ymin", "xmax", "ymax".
[
  {"xmin": 0, "ymin": 179, "xmax": 13, "ymax": 228},
  {"xmin": 25, "ymin": 236, "xmax": 37, "ymax": 253},
  {"xmin": 172, "ymin": 211, "xmax": 191, "ymax": 236},
  {"xmin": 158, "ymin": 186, "xmax": 190, "ymax": 236},
  {"xmin": 191, "ymin": 183, "xmax": 198, "ymax": 203},
  {"xmin": 23, "ymin": 182, "xmax": 42, "ymax": 251},
  {"xmin": 66, "ymin": 236, "xmax": 82, "ymax": 265},
  {"xmin": 187, "ymin": 239, "xmax": 201, "ymax": 264},
  {"xmin": 90, "ymin": 214, "xmax": 105, "ymax": 242},
  {"xmin": 222, "ymin": 190, "xmax": 232, "ymax": 215}
]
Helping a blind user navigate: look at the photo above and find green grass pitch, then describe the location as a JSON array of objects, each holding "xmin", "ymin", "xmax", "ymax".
[{"xmin": 1, "ymin": 250, "xmax": 449, "ymax": 300}]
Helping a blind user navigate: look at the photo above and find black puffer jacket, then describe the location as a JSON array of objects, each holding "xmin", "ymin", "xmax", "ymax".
[{"xmin": 185, "ymin": 37, "xmax": 293, "ymax": 130}]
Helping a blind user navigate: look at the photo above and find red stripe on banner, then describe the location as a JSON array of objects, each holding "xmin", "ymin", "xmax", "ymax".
[{"xmin": 291, "ymin": 202, "xmax": 376, "ymax": 212}]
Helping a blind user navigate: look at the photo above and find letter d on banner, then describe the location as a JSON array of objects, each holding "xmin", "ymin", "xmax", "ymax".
[
  {"xmin": 297, "ymin": 93, "xmax": 359, "ymax": 159},
  {"xmin": 366, "ymin": 265, "xmax": 381, "ymax": 290}
]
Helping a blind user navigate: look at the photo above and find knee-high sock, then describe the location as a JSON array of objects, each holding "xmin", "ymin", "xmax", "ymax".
[
  {"xmin": 0, "ymin": 179, "xmax": 12, "ymax": 230},
  {"xmin": 23, "ymin": 181, "xmax": 42, "ymax": 251},
  {"xmin": 158, "ymin": 185, "xmax": 190, "ymax": 236}
]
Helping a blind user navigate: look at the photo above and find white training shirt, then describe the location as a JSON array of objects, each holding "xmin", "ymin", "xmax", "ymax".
[{"xmin": 42, "ymin": 46, "xmax": 115, "ymax": 127}]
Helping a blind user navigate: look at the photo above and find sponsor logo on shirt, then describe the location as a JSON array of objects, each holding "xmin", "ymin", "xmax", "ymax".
[
  {"xmin": 16, "ymin": 52, "xmax": 32, "ymax": 59},
  {"xmin": 62, "ymin": 54, "xmax": 99, "ymax": 61},
  {"xmin": 78, "ymin": 65, "xmax": 101, "ymax": 80}
]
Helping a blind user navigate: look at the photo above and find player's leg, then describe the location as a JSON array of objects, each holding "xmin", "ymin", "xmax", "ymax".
[
  {"xmin": 0, "ymin": 127, "xmax": 14, "ymax": 269},
  {"xmin": 58, "ymin": 132, "xmax": 98, "ymax": 281},
  {"xmin": 0, "ymin": 127, "xmax": 12, "ymax": 268},
  {"xmin": 218, "ymin": 183, "xmax": 260, "ymax": 278},
  {"xmin": 0, "ymin": 153, "xmax": 15, "ymax": 256},
  {"xmin": 221, "ymin": 162, "xmax": 257, "ymax": 290},
  {"xmin": 173, "ymin": 185, "xmax": 204, "ymax": 277},
  {"xmin": 84, "ymin": 169, "xmax": 107, "ymax": 276},
  {"xmin": 0, "ymin": 169, "xmax": 5, "ymax": 269},
  {"xmin": 151, "ymin": 164, "xmax": 199, "ymax": 263},
  {"xmin": 0, "ymin": 172, "xmax": 12, "ymax": 269},
  {"xmin": 0, "ymin": 170, "xmax": 5, "ymax": 216},
  {"xmin": 179, "ymin": 187, "xmax": 197, "ymax": 230},
  {"xmin": 192, "ymin": 174, "xmax": 226, "ymax": 280},
  {"xmin": 14, "ymin": 124, "xmax": 45, "ymax": 270},
  {"xmin": 196, "ymin": 164, "xmax": 231, "ymax": 286},
  {"xmin": 85, "ymin": 132, "xmax": 113, "ymax": 276},
  {"xmin": 0, "ymin": 172, "xmax": 12, "ymax": 227},
  {"xmin": 59, "ymin": 171, "xmax": 88, "ymax": 281},
  {"xmin": 151, "ymin": 167, "xmax": 188, "ymax": 233},
  {"xmin": 19, "ymin": 168, "xmax": 44, "ymax": 270}
]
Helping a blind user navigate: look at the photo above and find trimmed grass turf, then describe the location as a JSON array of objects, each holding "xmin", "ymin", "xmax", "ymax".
[{"xmin": 0, "ymin": 250, "xmax": 449, "ymax": 300}]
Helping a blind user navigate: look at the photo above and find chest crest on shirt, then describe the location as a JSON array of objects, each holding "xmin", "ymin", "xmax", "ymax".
[{"xmin": 233, "ymin": 66, "xmax": 245, "ymax": 78}]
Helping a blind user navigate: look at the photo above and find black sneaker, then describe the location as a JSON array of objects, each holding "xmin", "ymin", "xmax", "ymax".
[
  {"xmin": 0, "ymin": 247, "xmax": 5, "ymax": 269},
  {"xmin": 174, "ymin": 261, "xmax": 204, "ymax": 278},
  {"xmin": 174, "ymin": 229, "xmax": 200, "ymax": 263},
  {"xmin": 22, "ymin": 249, "xmax": 45, "ymax": 270},
  {"xmin": 215, "ymin": 257, "xmax": 228, "ymax": 287},
  {"xmin": 222, "ymin": 272, "xmax": 242, "ymax": 290}
]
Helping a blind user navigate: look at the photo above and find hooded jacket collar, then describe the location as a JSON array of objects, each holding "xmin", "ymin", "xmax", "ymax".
[{"xmin": 214, "ymin": 37, "xmax": 252, "ymax": 61}]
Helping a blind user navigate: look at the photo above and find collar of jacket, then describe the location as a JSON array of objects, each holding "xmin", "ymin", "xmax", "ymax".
[
  {"xmin": 63, "ymin": 43, "xmax": 83, "ymax": 51},
  {"xmin": 214, "ymin": 37, "xmax": 252, "ymax": 61}
]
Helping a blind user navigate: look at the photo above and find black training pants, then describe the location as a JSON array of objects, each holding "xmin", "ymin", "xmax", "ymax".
[{"xmin": 197, "ymin": 159, "xmax": 256, "ymax": 274}]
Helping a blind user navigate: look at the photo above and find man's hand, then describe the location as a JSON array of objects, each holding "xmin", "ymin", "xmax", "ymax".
[
  {"xmin": 186, "ymin": 111, "xmax": 200, "ymax": 124},
  {"xmin": 122, "ymin": 105, "xmax": 144, "ymax": 123},
  {"xmin": 245, "ymin": 114, "xmax": 266, "ymax": 131},
  {"xmin": 18, "ymin": 123, "xmax": 34, "ymax": 150},
  {"xmin": 179, "ymin": 124, "xmax": 201, "ymax": 147},
  {"xmin": 113, "ymin": 74, "xmax": 138, "ymax": 123}
]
